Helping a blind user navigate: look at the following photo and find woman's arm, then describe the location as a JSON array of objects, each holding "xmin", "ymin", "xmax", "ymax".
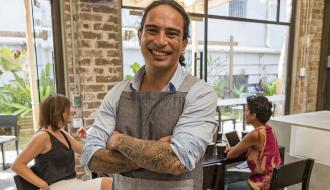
[
  {"xmin": 61, "ymin": 129, "xmax": 83, "ymax": 154},
  {"xmin": 11, "ymin": 132, "xmax": 50, "ymax": 190},
  {"xmin": 227, "ymin": 130, "xmax": 259, "ymax": 159}
]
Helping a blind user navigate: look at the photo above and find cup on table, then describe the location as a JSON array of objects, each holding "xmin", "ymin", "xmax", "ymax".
[
  {"xmin": 205, "ymin": 143, "xmax": 215, "ymax": 158},
  {"xmin": 241, "ymin": 131, "xmax": 249, "ymax": 139},
  {"xmin": 216, "ymin": 132, "xmax": 223, "ymax": 143},
  {"xmin": 216, "ymin": 143, "xmax": 227, "ymax": 159}
]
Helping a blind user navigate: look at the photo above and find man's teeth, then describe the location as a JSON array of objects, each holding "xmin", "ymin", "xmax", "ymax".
[{"xmin": 152, "ymin": 50, "xmax": 168, "ymax": 56}]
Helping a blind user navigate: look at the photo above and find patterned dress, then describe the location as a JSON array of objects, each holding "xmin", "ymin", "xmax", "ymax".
[{"xmin": 246, "ymin": 125, "xmax": 282, "ymax": 190}]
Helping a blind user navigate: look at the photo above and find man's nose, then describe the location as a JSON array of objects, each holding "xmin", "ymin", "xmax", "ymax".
[{"xmin": 154, "ymin": 31, "xmax": 168, "ymax": 46}]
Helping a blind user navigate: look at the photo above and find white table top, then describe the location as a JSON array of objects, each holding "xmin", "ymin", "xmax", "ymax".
[
  {"xmin": 217, "ymin": 94, "xmax": 285, "ymax": 106},
  {"xmin": 270, "ymin": 111, "xmax": 330, "ymax": 131}
]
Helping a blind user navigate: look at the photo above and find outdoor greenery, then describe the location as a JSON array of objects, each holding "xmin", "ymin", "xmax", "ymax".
[
  {"xmin": 0, "ymin": 47, "xmax": 55, "ymax": 118},
  {"xmin": 0, "ymin": 47, "xmax": 26, "ymax": 76},
  {"xmin": 262, "ymin": 79, "xmax": 277, "ymax": 96},
  {"xmin": 125, "ymin": 62, "xmax": 141, "ymax": 79}
]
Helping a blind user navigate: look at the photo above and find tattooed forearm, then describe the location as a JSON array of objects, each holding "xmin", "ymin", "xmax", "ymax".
[
  {"xmin": 88, "ymin": 148, "xmax": 140, "ymax": 174},
  {"xmin": 115, "ymin": 135, "xmax": 187, "ymax": 175}
]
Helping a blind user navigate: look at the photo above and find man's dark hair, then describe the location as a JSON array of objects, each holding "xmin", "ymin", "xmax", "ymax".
[
  {"xmin": 138, "ymin": 0, "xmax": 190, "ymax": 66},
  {"xmin": 246, "ymin": 95, "xmax": 272, "ymax": 124}
]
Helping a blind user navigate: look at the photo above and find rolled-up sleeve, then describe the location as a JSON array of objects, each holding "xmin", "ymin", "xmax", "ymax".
[
  {"xmin": 170, "ymin": 81, "xmax": 217, "ymax": 171},
  {"xmin": 81, "ymin": 81, "xmax": 128, "ymax": 166}
]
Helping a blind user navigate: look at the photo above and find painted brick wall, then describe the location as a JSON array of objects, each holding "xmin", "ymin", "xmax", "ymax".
[
  {"xmin": 291, "ymin": 0, "xmax": 325, "ymax": 113},
  {"xmin": 61, "ymin": 0, "xmax": 122, "ymax": 178}
]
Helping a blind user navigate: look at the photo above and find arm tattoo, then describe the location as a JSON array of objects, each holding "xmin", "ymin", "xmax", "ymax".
[
  {"xmin": 116, "ymin": 135, "xmax": 186, "ymax": 175},
  {"xmin": 88, "ymin": 148, "xmax": 140, "ymax": 174}
]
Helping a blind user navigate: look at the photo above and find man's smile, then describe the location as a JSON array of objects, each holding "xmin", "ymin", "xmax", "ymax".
[{"xmin": 149, "ymin": 49, "xmax": 171, "ymax": 57}]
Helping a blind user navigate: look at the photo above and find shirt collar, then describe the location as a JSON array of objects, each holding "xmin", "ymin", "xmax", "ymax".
[{"xmin": 130, "ymin": 64, "xmax": 187, "ymax": 92}]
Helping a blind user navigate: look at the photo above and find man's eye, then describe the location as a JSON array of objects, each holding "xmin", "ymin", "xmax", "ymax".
[
  {"xmin": 147, "ymin": 29, "xmax": 158, "ymax": 34},
  {"xmin": 167, "ymin": 32, "xmax": 179, "ymax": 38}
]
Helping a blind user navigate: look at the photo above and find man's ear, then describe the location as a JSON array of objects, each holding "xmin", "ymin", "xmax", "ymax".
[{"xmin": 138, "ymin": 30, "xmax": 142, "ymax": 46}]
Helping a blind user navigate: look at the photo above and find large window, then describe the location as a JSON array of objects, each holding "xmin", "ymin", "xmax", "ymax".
[{"xmin": 121, "ymin": 0, "xmax": 295, "ymax": 119}]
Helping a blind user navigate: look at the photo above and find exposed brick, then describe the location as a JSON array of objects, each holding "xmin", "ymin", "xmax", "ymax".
[
  {"xmin": 108, "ymin": 33, "xmax": 117, "ymax": 39},
  {"xmin": 84, "ymin": 102, "xmax": 101, "ymax": 109},
  {"xmin": 109, "ymin": 66, "xmax": 121, "ymax": 74},
  {"xmin": 97, "ymin": 92, "xmax": 107, "ymax": 100},
  {"xmin": 95, "ymin": 58, "xmax": 111, "ymax": 65},
  {"xmin": 81, "ymin": 31, "xmax": 101, "ymax": 39},
  {"xmin": 80, "ymin": 13, "xmax": 103, "ymax": 22},
  {"xmin": 78, "ymin": 67, "xmax": 91, "ymax": 74},
  {"xmin": 107, "ymin": 84, "xmax": 115, "ymax": 90},
  {"xmin": 79, "ymin": 3, "xmax": 92, "ymax": 12},
  {"xmin": 84, "ymin": 118, "xmax": 95, "ymax": 126},
  {"xmin": 106, "ymin": 15, "xmax": 118, "ymax": 23},
  {"xmin": 79, "ymin": 58, "xmax": 91, "ymax": 66},
  {"xmin": 79, "ymin": 49, "xmax": 103, "ymax": 57},
  {"xmin": 92, "ymin": 5, "xmax": 116, "ymax": 13},
  {"xmin": 62, "ymin": 0, "xmax": 122, "ymax": 178},
  {"xmin": 96, "ymin": 40, "xmax": 116, "ymax": 48},
  {"xmin": 83, "ymin": 110, "xmax": 95, "ymax": 118},
  {"xmin": 82, "ymin": 93, "xmax": 95, "ymax": 101},
  {"xmin": 93, "ymin": 23, "xmax": 116, "ymax": 31},
  {"xmin": 83, "ymin": 85, "xmax": 105, "ymax": 92},
  {"xmin": 96, "ymin": 75, "xmax": 120, "ymax": 82},
  {"xmin": 94, "ymin": 67, "xmax": 104, "ymax": 74},
  {"xmin": 78, "ymin": 40, "xmax": 91, "ymax": 48},
  {"xmin": 292, "ymin": 0, "xmax": 325, "ymax": 113},
  {"xmin": 107, "ymin": 50, "xmax": 119, "ymax": 57}
]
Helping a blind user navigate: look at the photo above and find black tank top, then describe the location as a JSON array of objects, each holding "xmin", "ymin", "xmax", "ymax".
[{"xmin": 31, "ymin": 130, "xmax": 76, "ymax": 185}]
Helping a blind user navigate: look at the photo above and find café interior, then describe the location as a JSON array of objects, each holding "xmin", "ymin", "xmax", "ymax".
[{"xmin": 0, "ymin": 0, "xmax": 330, "ymax": 189}]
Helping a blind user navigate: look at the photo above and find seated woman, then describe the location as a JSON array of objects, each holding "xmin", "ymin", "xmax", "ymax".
[
  {"xmin": 225, "ymin": 95, "xmax": 282, "ymax": 190},
  {"xmin": 12, "ymin": 94, "xmax": 112, "ymax": 190}
]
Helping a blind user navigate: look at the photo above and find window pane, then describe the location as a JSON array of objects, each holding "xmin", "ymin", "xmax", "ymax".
[
  {"xmin": 206, "ymin": 18, "xmax": 289, "ymax": 115},
  {"xmin": 280, "ymin": 0, "xmax": 293, "ymax": 22},
  {"xmin": 122, "ymin": 0, "xmax": 205, "ymax": 14},
  {"xmin": 121, "ymin": 9, "xmax": 144, "ymax": 79},
  {"xmin": 208, "ymin": 0, "xmax": 281, "ymax": 22}
]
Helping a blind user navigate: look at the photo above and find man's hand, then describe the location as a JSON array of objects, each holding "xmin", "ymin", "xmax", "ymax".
[
  {"xmin": 77, "ymin": 127, "xmax": 87, "ymax": 140},
  {"xmin": 107, "ymin": 131, "xmax": 122, "ymax": 150},
  {"xmin": 159, "ymin": 135, "xmax": 172, "ymax": 142}
]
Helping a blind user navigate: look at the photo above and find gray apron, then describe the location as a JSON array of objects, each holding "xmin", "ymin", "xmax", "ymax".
[{"xmin": 113, "ymin": 74, "xmax": 203, "ymax": 190}]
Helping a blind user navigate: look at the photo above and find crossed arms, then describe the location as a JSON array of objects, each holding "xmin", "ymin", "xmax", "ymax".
[
  {"xmin": 83, "ymin": 80, "xmax": 217, "ymax": 176},
  {"xmin": 88, "ymin": 133, "xmax": 186, "ymax": 175}
]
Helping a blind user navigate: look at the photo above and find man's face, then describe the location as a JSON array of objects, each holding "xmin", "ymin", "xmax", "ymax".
[{"xmin": 138, "ymin": 5, "xmax": 188, "ymax": 71}]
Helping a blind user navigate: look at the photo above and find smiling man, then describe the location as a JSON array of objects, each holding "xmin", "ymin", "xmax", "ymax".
[{"xmin": 81, "ymin": 1, "xmax": 217, "ymax": 190}]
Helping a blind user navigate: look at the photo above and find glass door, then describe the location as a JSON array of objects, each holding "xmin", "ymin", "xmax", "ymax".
[{"xmin": 31, "ymin": 0, "xmax": 56, "ymax": 101}]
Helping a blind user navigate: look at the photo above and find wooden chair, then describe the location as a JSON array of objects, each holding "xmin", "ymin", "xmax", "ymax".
[
  {"xmin": 0, "ymin": 114, "xmax": 19, "ymax": 169},
  {"xmin": 269, "ymin": 159, "xmax": 314, "ymax": 190},
  {"xmin": 203, "ymin": 163, "xmax": 223, "ymax": 190},
  {"xmin": 13, "ymin": 175, "xmax": 38, "ymax": 190}
]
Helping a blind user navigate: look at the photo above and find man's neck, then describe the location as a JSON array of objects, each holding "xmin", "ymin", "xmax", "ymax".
[{"xmin": 140, "ymin": 64, "xmax": 178, "ymax": 92}]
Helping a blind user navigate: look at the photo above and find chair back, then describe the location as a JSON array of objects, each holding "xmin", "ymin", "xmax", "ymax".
[
  {"xmin": 0, "ymin": 114, "xmax": 18, "ymax": 136},
  {"xmin": 14, "ymin": 175, "xmax": 38, "ymax": 190},
  {"xmin": 203, "ymin": 163, "xmax": 222, "ymax": 190},
  {"xmin": 279, "ymin": 146, "xmax": 285, "ymax": 165},
  {"xmin": 269, "ymin": 159, "xmax": 314, "ymax": 190}
]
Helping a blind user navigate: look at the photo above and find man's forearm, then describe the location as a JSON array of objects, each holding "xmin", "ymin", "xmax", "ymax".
[
  {"xmin": 115, "ymin": 135, "xmax": 186, "ymax": 175},
  {"xmin": 88, "ymin": 148, "xmax": 140, "ymax": 173}
]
